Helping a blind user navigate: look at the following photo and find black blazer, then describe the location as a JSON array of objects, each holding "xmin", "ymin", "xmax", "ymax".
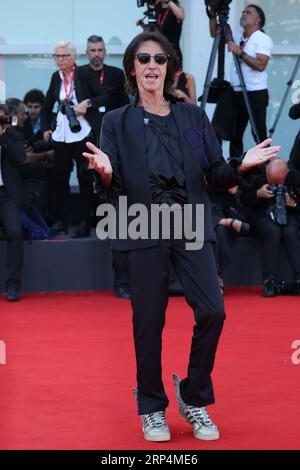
[
  {"xmin": 79, "ymin": 64, "xmax": 129, "ymax": 141},
  {"xmin": 99, "ymin": 101, "xmax": 241, "ymax": 251},
  {"xmin": 0, "ymin": 130, "xmax": 26, "ymax": 208}
]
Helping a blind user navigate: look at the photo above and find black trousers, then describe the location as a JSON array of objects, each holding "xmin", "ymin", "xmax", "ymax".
[
  {"xmin": 112, "ymin": 251, "xmax": 129, "ymax": 289},
  {"xmin": 128, "ymin": 239, "xmax": 225, "ymax": 415},
  {"xmin": 230, "ymin": 89, "xmax": 269, "ymax": 158},
  {"xmin": 255, "ymin": 215, "xmax": 300, "ymax": 281},
  {"xmin": 0, "ymin": 187, "xmax": 23, "ymax": 290},
  {"xmin": 213, "ymin": 225, "xmax": 236, "ymax": 279},
  {"xmin": 52, "ymin": 139, "xmax": 94, "ymax": 226}
]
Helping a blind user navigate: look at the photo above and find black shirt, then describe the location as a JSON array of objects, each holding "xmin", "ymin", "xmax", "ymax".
[{"xmin": 144, "ymin": 110, "xmax": 187, "ymax": 205}]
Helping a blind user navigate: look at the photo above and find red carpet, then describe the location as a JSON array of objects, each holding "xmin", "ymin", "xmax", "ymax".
[{"xmin": 0, "ymin": 288, "xmax": 299, "ymax": 450}]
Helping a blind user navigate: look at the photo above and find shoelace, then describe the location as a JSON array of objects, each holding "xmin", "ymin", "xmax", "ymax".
[
  {"xmin": 185, "ymin": 406, "xmax": 213, "ymax": 426},
  {"xmin": 143, "ymin": 411, "xmax": 166, "ymax": 429}
]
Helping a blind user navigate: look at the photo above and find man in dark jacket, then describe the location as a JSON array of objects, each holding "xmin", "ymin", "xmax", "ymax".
[
  {"xmin": 77, "ymin": 35, "xmax": 129, "ymax": 144},
  {"xmin": 77, "ymin": 35, "xmax": 130, "ymax": 298},
  {"xmin": 0, "ymin": 104, "xmax": 26, "ymax": 301},
  {"xmin": 83, "ymin": 32, "xmax": 281, "ymax": 443}
]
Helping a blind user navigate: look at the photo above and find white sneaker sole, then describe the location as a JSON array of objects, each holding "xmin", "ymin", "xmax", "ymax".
[{"xmin": 144, "ymin": 432, "xmax": 171, "ymax": 442}]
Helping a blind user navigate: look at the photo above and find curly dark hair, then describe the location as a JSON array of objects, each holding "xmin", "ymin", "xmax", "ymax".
[
  {"xmin": 123, "ymin": 31, "xmax": 179, "ymax": 97},
  {"xmin": 23, "ymin": 89, "xmax": 45, "ymax": 106}
]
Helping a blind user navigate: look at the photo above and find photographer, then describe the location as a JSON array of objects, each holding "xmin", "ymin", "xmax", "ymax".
[
  {"xmin": 209, "ymin": 4, "xmax": 273, "ymax": 157},
  {"xmin": 227, "ymin": 5, "xmax": 273, "ymax": 157},
  {"xmin": 137, "ymin": 1, "xmax": 185, "ymax": 67},
  {"xmin": 241, "ymin": 158, "xmax": 300, "ymax": 297},
  {"xmin": 42, "ymin": 41, "xmax": 94, "ymax": 237},
  {"xmin": 0, "ymin": 104, "xmax": 26, "ymax": 301}
]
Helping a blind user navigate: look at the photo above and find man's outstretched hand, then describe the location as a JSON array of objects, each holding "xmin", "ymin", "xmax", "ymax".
[
  {"xmin": 83, "ymin": 141, "xmax": 113, "ymax": 186},
  {"xmin": 238, "ymin": 138, "xmax": 281, "ymax": 174}
]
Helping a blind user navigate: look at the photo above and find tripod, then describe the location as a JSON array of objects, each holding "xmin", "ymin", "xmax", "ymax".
[
  {"xmin": 269, "ymin": 55, "xmax": 300, "ymax": 138},
  {"xmin": 200, "ymin": 12, "xmax": 260, "ymax": 144}
]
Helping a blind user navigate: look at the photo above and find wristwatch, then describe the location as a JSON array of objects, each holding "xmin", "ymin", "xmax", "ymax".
[{"xmin": 86, "ymin": 99, "xmax": 92, "ymax": 108}]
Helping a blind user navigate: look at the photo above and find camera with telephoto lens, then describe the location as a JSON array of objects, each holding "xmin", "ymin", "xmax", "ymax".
[
  {"xmin": 60, "ymin": 99, "xmax": 81, "ymax": 133},
  {"xmin": 267, "ymin": 183, "xmax": 289, "ymax": 226},
  {"xmin": 0, "ymin": 115, "xmax": 18, "ymax": 127}
]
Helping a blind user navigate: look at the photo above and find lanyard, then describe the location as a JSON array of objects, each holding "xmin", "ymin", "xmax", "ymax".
[
  {"xmin": 157, "ymin": 9, "xmax": 169, "ymax": 27},
  {"xmin": 99, "ymin": 68, "xmax": 104, "ymax": 86},
  {"xmin": 63, "ymin": 65, "xmax": 75, "ymax": 101}
]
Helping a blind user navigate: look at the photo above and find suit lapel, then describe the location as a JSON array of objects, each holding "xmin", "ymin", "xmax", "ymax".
[
  {"xmin": 171, "ymin": 103, "xmax": 205, "ymax": 182},
  {"xmin": 122, "ymin": 105, "xmax": 148, "ymax": 174},
  {"xmin": 120, "ymin": 105, "xmax": 151, "ymax": 205}
]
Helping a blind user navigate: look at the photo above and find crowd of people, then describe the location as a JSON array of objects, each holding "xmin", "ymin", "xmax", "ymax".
[{"xmin": 1, "ymin": 0, "xmax": 300, "ymax": 443}]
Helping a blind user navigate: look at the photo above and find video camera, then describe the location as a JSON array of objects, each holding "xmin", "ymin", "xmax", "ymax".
[
  {"xmin": 0, "ymin": 115, "xmax": 18, "ymax": 127},
  {"xmin": 60, "ymin": 99, "xmax": 81, "ymax": 134},
  {"xmin": 205, "ymin": 0, "xmax": 232, "ymax": 22},
  {"xmin": 137, "ymin": 0, "xmax": 158, "ymax": 27}
]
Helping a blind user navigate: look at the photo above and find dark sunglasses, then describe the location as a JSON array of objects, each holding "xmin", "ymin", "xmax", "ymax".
[{"xmin": 135, "ymin": 53, "xmax": 170, "ymax": 65}]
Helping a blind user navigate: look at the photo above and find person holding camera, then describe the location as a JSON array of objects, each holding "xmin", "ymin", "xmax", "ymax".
[
  {"xmin": 42, "ymin": 41, "xmax": 94, "ymax": 237},
  {"xmin": 227, "ymin": 5, "xmax": 273, "ymax": 157},
  {"xmin": 241, "ymin": 158, "xmax": 300, "ymax": 297},
  {"xmin": 210, "ymin": 4, "xmax": 273, "ymax": 157},
  {"xmin": 0, "ymin": 103, "xmax": 26, "ymax": 301},
  {"xmin": 83, "ymin": 31, "xmax": 280, "ymax": 442},
  {"xmin": 137, "ymin": 0, "xmax": 185, "ymax": 67}
]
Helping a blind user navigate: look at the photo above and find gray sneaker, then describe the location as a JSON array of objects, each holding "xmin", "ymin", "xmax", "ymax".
[
  {"xmin": 172, "ymin": 373, "xmax": 220, "ymax": 441},
  {"xmin": 133, "ymin": 389, "xmax": 171, "ymax": 442},
  {"xmin": 141, "ymin": 411, "xmax": 171, "ymax": 442}
]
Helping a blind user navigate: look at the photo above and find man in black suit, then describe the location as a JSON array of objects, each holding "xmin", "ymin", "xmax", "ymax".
[
  {"xmin": 84, "ymin": 32, "xmax": 281, "ymax": 442},
  {"xmin": 77, "ymin": 35, "xmax": 129, "ymax": 143},
  {"xmin": 0, "ymin": 104, "xmax": 26, "ymax": 301},
  {"xmin": 77, "ymin": 35, "xmax": 130, "ymax": 298}
]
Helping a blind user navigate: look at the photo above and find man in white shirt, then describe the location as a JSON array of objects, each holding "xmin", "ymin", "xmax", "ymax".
[
  {"xmin": 42, "ymin": 41, "xmax": 94, "ymax": 238},
  {"xmin": 227, "ymin": 4, "xmax": 273, "ymax": 157}
]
